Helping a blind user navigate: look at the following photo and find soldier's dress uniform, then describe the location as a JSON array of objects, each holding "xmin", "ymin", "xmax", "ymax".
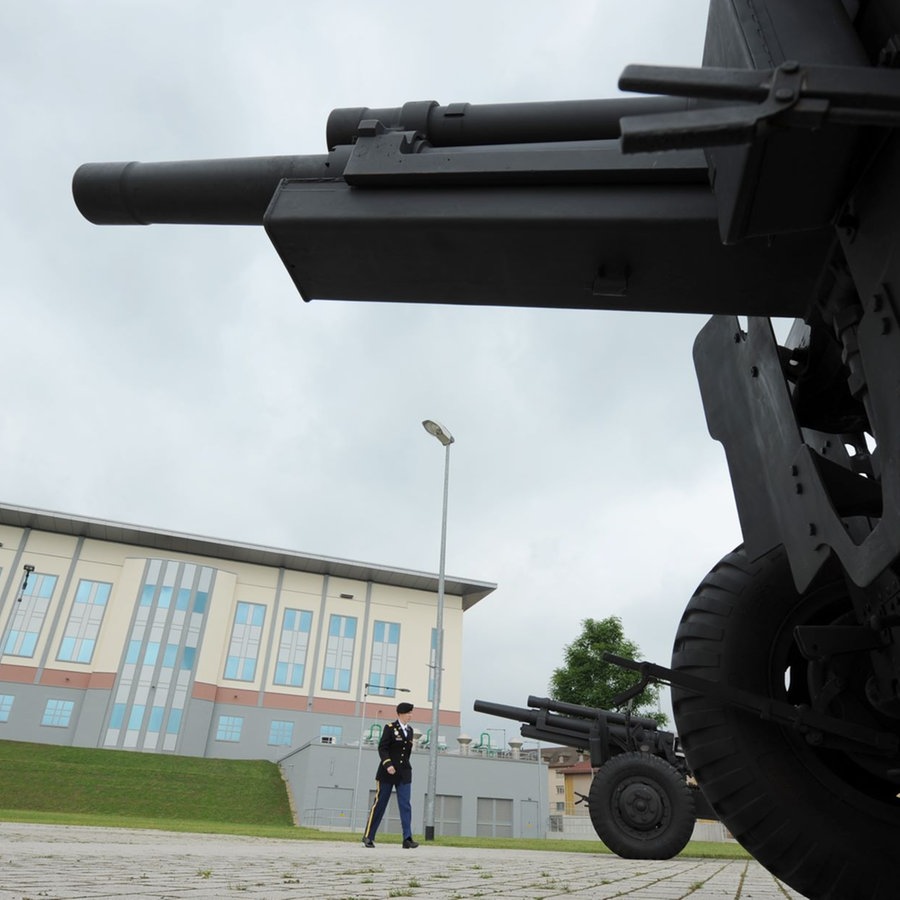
[{"xmin": 362, "ymin": 710, "xmax": 415, "ymax": 845}]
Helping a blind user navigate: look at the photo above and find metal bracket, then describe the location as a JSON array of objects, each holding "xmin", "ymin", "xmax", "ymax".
[{"xmin": 618, "ymin": 61, "xmax": 900, "ymax": 154}]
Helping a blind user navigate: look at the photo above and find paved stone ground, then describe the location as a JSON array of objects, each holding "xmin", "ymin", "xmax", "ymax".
[{"xmin": 0, "ymin": 823, "xmax": 806, "ymax": 899}]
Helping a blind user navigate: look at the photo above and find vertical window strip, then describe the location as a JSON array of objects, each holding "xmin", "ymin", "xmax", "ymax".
[
  {"xmin": 104, "ymin": 560, "xmax": 214, "ymax": 751},
  {"xmin": 274, "ymin": 608, "xmax": 312, "ymax": 686},
  {"xmin": 57, "ymin": 579, "xmax": 111, "ymax": 664},
  {"xmin": 225, "ymin": 601, "xmax": 266, "ymax": 682},
  {"xmin": 0, "ymin": 694, "xmax": 13, "ymax": 722},
  {"xmin": 368, "ymin": 620, "xmax": 400, "ymax": 696},
  {"xmin": 322, "ymin": 614, "xmax": 356, "ymax": 692},
  {"xmin": 3, "ymin": 573, "xmax": 58, "ymax": 658}
]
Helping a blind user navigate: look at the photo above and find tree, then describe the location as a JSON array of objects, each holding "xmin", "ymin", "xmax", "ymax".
[{"xmin": 550, "ymin": 615, "xmax": 667, "ymax": 726}]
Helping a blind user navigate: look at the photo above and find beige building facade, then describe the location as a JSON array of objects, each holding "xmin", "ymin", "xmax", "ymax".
[{"xmin": 0, "ymin": 503, "xmax": 495, "ymax": 761}]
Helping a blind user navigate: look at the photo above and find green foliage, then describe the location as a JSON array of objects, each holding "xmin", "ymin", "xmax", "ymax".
[
  {"xmin": 0, "ymin": 739, "xmax": 292, "ymax": 825},
  {"xmin": 550, "ymin": 616, "xmax": 667, "ymax": 726}
]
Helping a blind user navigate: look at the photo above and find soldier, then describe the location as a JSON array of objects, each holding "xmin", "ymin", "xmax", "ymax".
[{"xmin": 362, "ymin": 701, "xmax": 419, "ymax": 848}]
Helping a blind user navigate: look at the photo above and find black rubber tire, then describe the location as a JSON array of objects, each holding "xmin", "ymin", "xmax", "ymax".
[
  {"xmin": 672, "ymin": 545, "xmax": 900, "ymax": 900},
  {"xmin": 588, "ymin": 751, "xmax": 696, "ymax": 859}
]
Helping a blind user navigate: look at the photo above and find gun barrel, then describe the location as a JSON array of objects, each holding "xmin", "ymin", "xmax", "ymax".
[
  {"xmin": 72, "ymin": 152, "xmax": 346, "ymax": 226},
  {"xmin": 326, "ymin": 96, "xmax": 689, "ymax": 149},
  {"xmin": 473, "ymin": 699, "xmax": 539, "ymax": 727},
  {"xmin": 527, "ymin": 695, "xmax": 659, "ymax": 731}
]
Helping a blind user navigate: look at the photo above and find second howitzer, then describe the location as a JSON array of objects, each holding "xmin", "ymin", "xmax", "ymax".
[{"xmin": 474, "ymin": 696, "xmax": 705, "ymax": 859}]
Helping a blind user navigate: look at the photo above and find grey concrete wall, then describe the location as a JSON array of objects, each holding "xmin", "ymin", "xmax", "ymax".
[{"xmin": 279, "ymin": 741, "xmax": 548, "ymax": 840}]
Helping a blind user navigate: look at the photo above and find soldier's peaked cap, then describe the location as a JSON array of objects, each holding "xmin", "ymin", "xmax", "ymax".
[{"xmin": 396, "ymin": 702, "xmax": 414, "ymax": 714}]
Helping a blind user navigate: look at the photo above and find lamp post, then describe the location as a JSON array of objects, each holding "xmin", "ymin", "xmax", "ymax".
[
  {"xmin": 421, "ymin": 418, "xmax": 454, "ymax": 841},
  {"xmin": 352, "ymin": 682, "xmax": 410, "ymax": 831}
]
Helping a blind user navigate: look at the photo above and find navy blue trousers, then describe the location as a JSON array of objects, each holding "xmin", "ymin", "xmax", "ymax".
[{"xmin": 363, "ymin": 779, "xmax": 412, "ymax": 841}]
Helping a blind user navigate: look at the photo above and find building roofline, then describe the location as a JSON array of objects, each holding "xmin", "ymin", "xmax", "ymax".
[{"xmin": 0, "ymin": 502, "xmax": 496, "ymax": 611}]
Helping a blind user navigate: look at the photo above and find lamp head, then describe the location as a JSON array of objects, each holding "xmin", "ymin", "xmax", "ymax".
[{"xmin": 422, "ymin": 419, "xmax": 454, "ymax": 446}]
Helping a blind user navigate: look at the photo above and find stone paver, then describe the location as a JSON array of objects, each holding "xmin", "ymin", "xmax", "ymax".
[{"xmin": 0, "ymin": 823, "xmax": 806, "ymax": 899}]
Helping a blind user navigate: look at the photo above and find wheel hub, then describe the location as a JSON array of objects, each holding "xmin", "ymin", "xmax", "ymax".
[{"xmin": 617, "ymin": 781, "xmax": 665, "ymax": 830}]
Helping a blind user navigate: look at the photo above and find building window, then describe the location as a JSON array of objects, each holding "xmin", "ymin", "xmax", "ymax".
[
  {"xmin": 3, "ymin": 572, "xmax": 58, "ymax": 657},
  {"xmin": 216, "ymin": 715, "xmax": 243, "ymax": 742},
  {"xmin": 41, "ymin": 699, "xmax": 74, "ymax": 728},
  {"xmin": 104, "ymin": 560, "xmax": 215, "ymax": 753},
  {"xmin": 556, "ymin": 785, "xmax": 565, "ymax": 795},
  {"xmin": 368, "ymin": 621, "xmax": 400, "ymax": 696},
  {"xmin": 225, "ymin": 602, "xmax": 266, "ymax": 681},
  {"xmin": 476, "ymin": 797, "xmax": 514, "ymax": 838},
  {"xmin": 0, "ymin": 694, "xmax": 13, "ymax": 723},
  {"xmin": 274, "ymin": 608, "xmax": 312, "ymax": 687},
  {"xmin": 322, "ymin": 614, "xmax": 356, "ymax": 692},
  {"xmin": 268, "ymin": 720, "xmax": 294, "ymax": 746},
  {"xmin": 320, "ymin": 724, "xmax": 342, "ymax": 744},
  {"xmin": 57, "ymin": 579, "xmax": 111, "ymax": 664}
]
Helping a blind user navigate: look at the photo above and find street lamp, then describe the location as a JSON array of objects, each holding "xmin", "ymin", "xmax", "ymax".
[
  {"xmin": 352, "ymin": 682, "xmax": 411, "ymax": 831},
  {"xmin": 421, "ymin": 418, "xmax": 454, "ymax": 841}
]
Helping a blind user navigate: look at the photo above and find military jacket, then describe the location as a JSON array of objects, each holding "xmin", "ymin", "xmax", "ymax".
[{"xmin": 375, "ymin": 718, "xmax": 414, "ymax": 784}]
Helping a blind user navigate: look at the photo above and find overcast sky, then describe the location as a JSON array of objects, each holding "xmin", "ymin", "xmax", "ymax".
[{"xmin": 1, "ymin": 0, "xmax": 751, "ymax": 743}]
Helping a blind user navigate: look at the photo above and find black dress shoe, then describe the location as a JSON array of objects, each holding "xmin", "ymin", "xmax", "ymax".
[
  {"xmin": 402, "ymin": 838, "xmax": 419, "ymax": 849},
  {"xmin": 362, "ymin": 837, "xmax": 375, "ymax": 848}
]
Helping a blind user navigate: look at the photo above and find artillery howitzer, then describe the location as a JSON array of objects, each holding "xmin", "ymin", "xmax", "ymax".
[
  {"xmin": 474, "ymin": 693, "xmax": 712, "ymax": 859},
  {"xmin": 73, "ymin": 0, "xmax": 900, "ymax": 896}
]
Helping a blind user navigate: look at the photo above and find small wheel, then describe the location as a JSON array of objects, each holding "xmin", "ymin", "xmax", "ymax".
[
  {"xmin": 588, "ymin": 751, "xmax": 695, "ymax": 859},
  {"xmin": 672, "ymin": 545, "xmax": 900, "ymax": 899}
]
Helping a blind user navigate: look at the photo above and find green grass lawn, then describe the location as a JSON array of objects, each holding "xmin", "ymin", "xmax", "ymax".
[{"xmin": 0, "ymin": 739, "xmax": 748, "ymax": 859}]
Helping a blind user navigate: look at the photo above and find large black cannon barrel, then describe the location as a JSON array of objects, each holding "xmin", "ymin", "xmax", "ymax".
[
  {"xmin": 474, "ymin": 699, "xmax": 601, "ymax": 736},
  {"xmin": 527, "ymin": 695, "xmax": 660, "ymax": 731},
  {"xmin": 474, "ymin": 698, "xmax": 658, "ymax": 734},
  {"xmin": 72, "ymin": 150, "xmax": 350, "ymax": 226},
  {"xmin": 325, "ymin": 96, "xmax": 689, "ymax": 149}
]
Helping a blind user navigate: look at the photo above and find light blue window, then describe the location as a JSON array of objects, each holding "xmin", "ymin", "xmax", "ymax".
[
  {"xmin": 274, "ymin": 608, "xmax": 312, "ymax": 687},
  {"xmin": 167, "ymin": 708, "xmax": 182, "ymax": 734},
  {"xmin": 0, "ymin": 694, "xmax": 14, "ymax": 723},
  {"xmin": 163, "ymin": 643, "xmax": 178, "ymax": 667},
  {"xmin": 322, "ymin": 614, "xmax": 356, "ymax": 692},
  {"xmin": 4, "ymin": 573, "xmax": 57, "ymax": 658},
  {"xmin": 224, "ymin": 602, "xmax": 266, "ymax": 682},
  {"xmin": 41, "ymin": 699, "xmax": 74, "ymax": 728},
  {"xmin": 128, "ymin": 706, "xmax": 145, "ymax": 730},
  {"xmin": 268, "ymin": 720, "xmax": 294, "ymax": 746},
  {"xmin": 110, "ymin": 703, "xmax": 126, "ymax": 728},
  {"xmin": 148, "ymin": 706, "xmax": 165, "ymax": 732},
  {"xmin": 368, "ymin": 620, "xmax": 400, "ymax": 696},
  {"xmin": 216, "ymin": 715, "xmax": 243, "ymax": 742}
]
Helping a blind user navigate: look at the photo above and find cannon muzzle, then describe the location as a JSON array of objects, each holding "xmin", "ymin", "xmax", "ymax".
[{"xmin": 72, "ymin": 151, "xmax": 348, "ymax": 226}]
